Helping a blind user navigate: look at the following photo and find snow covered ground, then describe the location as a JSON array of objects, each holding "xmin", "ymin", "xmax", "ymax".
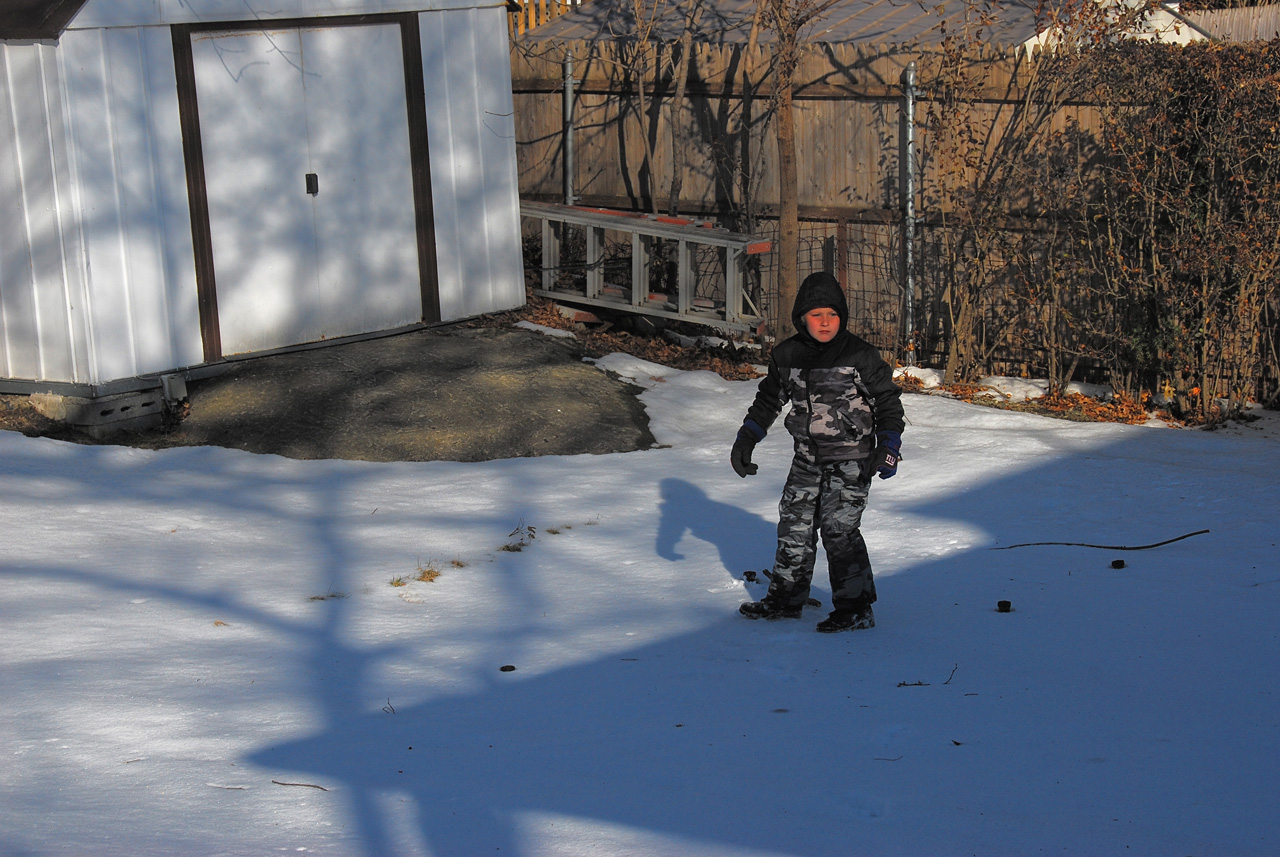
[{"xmin": 2, "ymin": 340, "xmax": 1277, "ymax": 857}]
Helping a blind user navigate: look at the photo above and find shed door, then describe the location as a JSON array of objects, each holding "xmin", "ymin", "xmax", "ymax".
[{"xmin": 192, "ymin": 24, "xmax": 421, "ymax": 355}]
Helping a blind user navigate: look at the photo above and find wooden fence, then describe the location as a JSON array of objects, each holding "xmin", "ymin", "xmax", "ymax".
[
  {"xmin": 512, "ymin": 40, "xmax": 929, "ymax": 217},
  {"xmin": 510, "ymin": 37, "xmax": 1101, "ymax": 368},
  {"xmin": 508, "ymin": 0, "xmax": 579, "ymax": 37}
]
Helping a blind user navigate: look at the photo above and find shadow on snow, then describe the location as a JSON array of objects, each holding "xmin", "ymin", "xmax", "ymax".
[{"xmin": 2, "ymin": 421, "xmax": 1275, "ymax": 856}]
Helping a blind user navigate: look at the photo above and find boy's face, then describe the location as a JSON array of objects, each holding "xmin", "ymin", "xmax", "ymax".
[{"xmin": 802, "ymin": 307, "xmax": 841, "ymax": 343}]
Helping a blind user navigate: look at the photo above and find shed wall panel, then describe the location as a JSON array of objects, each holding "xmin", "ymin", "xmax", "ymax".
[
  {"xmin": 0, "ymin": 46, "xmax": 42, "ymax": 380},
  {"xmin": 60, "ymin": 26, "xmax": 202, "ymax": 383},
  {"xmin": 0, "ymin": 41, "xmax": 89, "ymax": 384},
  {"xmin": 418, "ymin": 5, "xmax": 523, "ymax": 321}
]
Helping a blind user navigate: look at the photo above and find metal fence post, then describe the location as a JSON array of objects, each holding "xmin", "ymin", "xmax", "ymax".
[
  {"xmin": 900, "ymin": 61, "xmax": 918, "ymax": 367},
  {"xmin": 563, "ymin": 50, "xmax": 577, "ymax": 206}
]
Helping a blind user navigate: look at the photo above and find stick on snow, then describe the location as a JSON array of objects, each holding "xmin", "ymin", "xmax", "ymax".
[{"xmin": 991, "ymin": 529, "xmax": 1209, "ymax": 551}]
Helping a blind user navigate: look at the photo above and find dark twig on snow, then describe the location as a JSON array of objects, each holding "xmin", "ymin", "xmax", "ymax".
[
  {"xmin": 991, "ymin": 529, "xmax": 1209, "ymax": 551},
  {"xmin": 944, "ymin": 664, "xmax": 959, "ymax": 685},
  {"xmin": 272, "ymin": 780, "xmax": 329, "ymax": 791}
]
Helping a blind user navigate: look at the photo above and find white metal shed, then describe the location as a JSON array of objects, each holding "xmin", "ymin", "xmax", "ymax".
[{"xmin": 1, "ymin": 0, "xmax": 525, "ymax": 397}]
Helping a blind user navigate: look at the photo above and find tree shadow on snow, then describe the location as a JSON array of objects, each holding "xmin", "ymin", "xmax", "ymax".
[
  {"xmin": 245, "ymin": 475, "xmax": 801, "ymax": 855},
  {"xmin": 249, "ymin": 611, "xmax": 877, "ymax": 856},
  {"xmin": 3, "ymin": 421, "xmax": 1274, "ymax": 856},
  {"xmin": 244, "ymin": 427, "xmax": 1273, "ymax": 856}
]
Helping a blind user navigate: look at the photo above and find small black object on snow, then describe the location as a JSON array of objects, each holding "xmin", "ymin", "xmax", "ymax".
[
  {"xmin": 500, "ymin": 664, "xmax": 516, "ymax": 672},
  {"xmin": 1111, "ymin": 559, "xmax": 1126, "ymax": 569},
  {"xmin": 997, "ymin": 600, "xmax": 1012, "ymax": 613}
]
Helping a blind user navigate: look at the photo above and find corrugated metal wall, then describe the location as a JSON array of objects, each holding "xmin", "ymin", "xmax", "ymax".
[
  {"xmin": 419, "ymin": 4, "xmax": 525, "ymax": 321},
  {"xmin": 0, "ymin": 41, "xmax": 90, "ymax": 384},
  {"xmin": 60, "ymin": 25, "xmax": 204, "ymax": 384},
  {"xmin": 0, "ymin": 31, "xmax": 202, "ymax": 387}
]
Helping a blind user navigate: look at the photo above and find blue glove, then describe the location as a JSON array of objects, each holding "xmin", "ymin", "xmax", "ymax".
[
  {"xmin": 731, "ymin": 421, "xmax": 765, "ymax": 478},
  {"xmin": 871, "ymin": 431, "xmax": 901, "ymax": 479}
]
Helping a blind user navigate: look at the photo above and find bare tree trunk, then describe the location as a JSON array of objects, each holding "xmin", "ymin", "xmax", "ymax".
[
  {"xmin": 737, "ymin": 8, "xmax": 766, "ymax": 233},
  {"xmin": 763, "ymin": 0, "xmax": 813, "ymax": 334},
  {"xmin": 624, "ymin": 0, "xmax": 670, "ymax": 216},
  {"xmin": 632, "ymin": 40, "xmax": 661, "ymax": 215},
  {"xmin": 775, "ymin": 78, "xmax": 800, "ymax": 328},
  {"xmin": 757, "ymin": 0, "xmax": 843, "ymax": 334},
  {"xmin": 667, "ymin": 7, "xmax": 703, "ymax": 215}
]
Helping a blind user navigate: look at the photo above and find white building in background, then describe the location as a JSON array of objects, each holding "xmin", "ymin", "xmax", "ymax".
[
  {"xmin": 1, "ymin": 0, "xmax": 525, "ymax": 399},
  {"xmin": 1023, "ymin": 0, "xmax": 1221, "ymax": 55}
]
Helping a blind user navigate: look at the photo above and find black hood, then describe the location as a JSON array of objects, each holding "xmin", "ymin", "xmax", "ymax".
[{"xmin": 791, "ymin": 272, "xmax": 849, "ymax": 338}]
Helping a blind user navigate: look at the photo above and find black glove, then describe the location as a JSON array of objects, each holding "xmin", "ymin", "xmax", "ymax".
[
  {"xmin": 731, "ymin": 422, "xmax": 765, "ymax": 478},
  {"xmin": 870, "ymin": 431, "xmax": 901, "ymax": 479}
]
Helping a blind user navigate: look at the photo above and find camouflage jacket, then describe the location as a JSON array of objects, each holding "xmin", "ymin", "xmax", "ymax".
[{"xmin": 743, "ymin": 329, "xmax": 904, "ymax": 463}]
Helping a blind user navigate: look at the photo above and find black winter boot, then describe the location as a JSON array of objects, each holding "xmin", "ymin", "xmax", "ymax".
[
  {"xmin": 816, "ymin": 605, "xmax": 875, "ymax": 633},
  {"xmin": 739, "ymin": 596, "xmax": 803, "ymax": 620}
]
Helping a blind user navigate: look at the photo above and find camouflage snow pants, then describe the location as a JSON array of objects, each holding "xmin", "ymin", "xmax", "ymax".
[{"xmin": 768, "ymin": 444, "xmax": 877, "ymax": 612}]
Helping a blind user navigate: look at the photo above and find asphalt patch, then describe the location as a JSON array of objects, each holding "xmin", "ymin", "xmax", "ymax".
[{"xmin": 0, "ymin": 326, "xmax": 657, "ymax": 463}]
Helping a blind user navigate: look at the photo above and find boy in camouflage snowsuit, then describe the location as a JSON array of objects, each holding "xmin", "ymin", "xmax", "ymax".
[{"xmin": 731, "ymin": 272, "xmax": 904, "ymax": 632}]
